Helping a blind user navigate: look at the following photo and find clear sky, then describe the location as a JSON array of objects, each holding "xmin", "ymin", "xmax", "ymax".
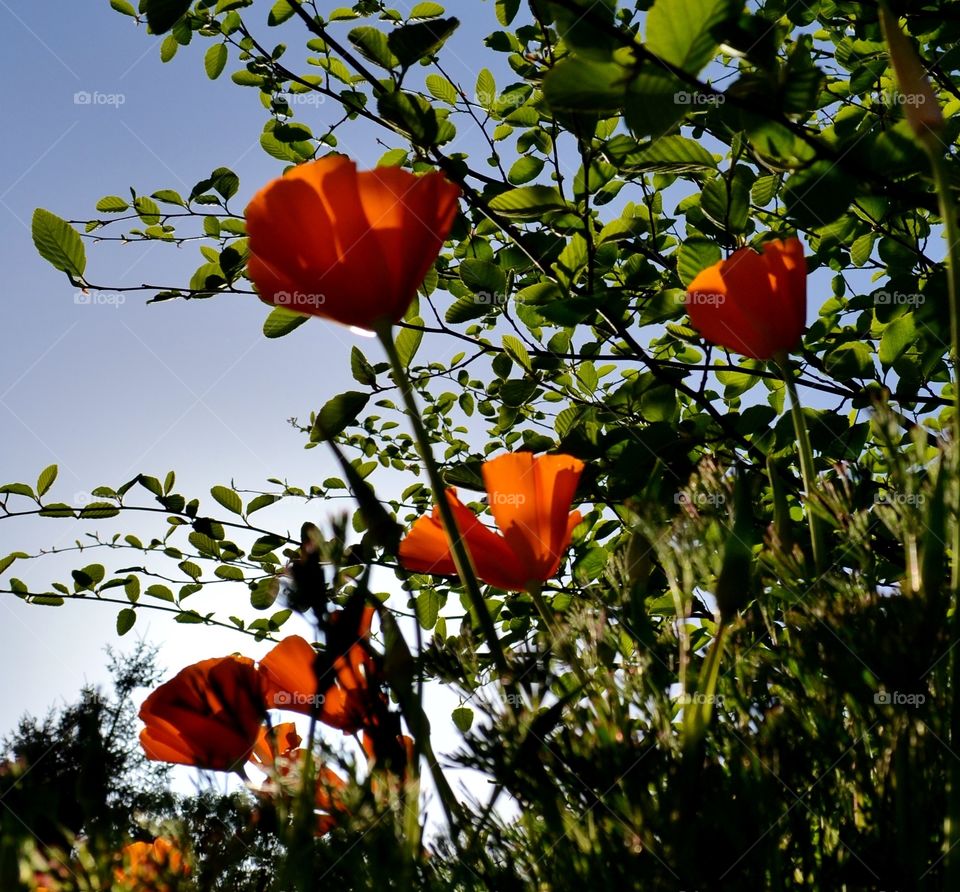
[{"xmin": 0, "ymin": 0, "xmax": 517, "ymax": 816}]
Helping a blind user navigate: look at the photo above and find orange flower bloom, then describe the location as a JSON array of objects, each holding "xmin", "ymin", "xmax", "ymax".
[
  {"xmin": 685, "ymin": 238, "xmax": 806, "ymax": 360},
  {"xmin": 247, "ymin": 722, "xmax": 348, "ymax": 836},
  {"xmin": 259, "ymin": 619, "xmax": 378, "ymax": 732},
  {"xmin": 398, "ymin": 452, "xmax": 584, "ymax": 591},
  {"xmin": 114, "ymin": 838, "xmax": 189, "ymax": 892},
  {"xmin": 245, "ymin": 156, "xmax": 460, "ymax": 329},
  {"xmin": 248, "ymin": 721, "xmax": 302, "ymax": 772},
  {"xmin": 139, "ymin": 656, "xmax": 265, "ymax": 771}
]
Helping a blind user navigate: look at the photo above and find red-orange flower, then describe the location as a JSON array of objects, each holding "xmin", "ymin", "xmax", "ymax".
[
  {"xmin": 258, "ymin": 616, "xmax": 378, "ymax": 732},
  {"xmin": 114, "ymin": 838, "xmax": 189, "ymax": 892},
  {"xmin": 685, "ymin": 237, "xmax": 806, "ymax": 360},
  {"xmin": 245, "ymin": 156, "xmax": 460, "ymax": 329},
  {"xmin": 248, "ymin": 721, "xmax": 302, "ymax": 772},
  {"xmin": 139, "ymin": 656, "xmax": 265, "ymax": 771},
  {"xmin": 398, "ymin": 452, "xmax": 584, "ymax": 591}
]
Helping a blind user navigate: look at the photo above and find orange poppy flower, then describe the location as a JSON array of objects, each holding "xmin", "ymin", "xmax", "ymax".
[
  {"xmin": 245, "ymin": 156, "xmax": 460, "ymax": 329},
  {"xmin": 114, "ymin": 838, "xmax": 189, "ymax": 891},
  {"xmin": 139, "ymin": 656, "xmax": 265, "ymax": 771},
  {"xmin": 398, "ymin": 452, "xmax": 584, "ymax": 591},
  {"xmin": 685, "ymin": 237, "xmax": 806, "ymax": 360},
  {"xmin": 259, "ymin": 628, "xmax": 378, "ymax": 732},
  {"xmin": 248, "ymin": 721, "xmax": 302, "ymax": 772},
  {"xmin": 247, "ymin": 723, "xmax": 349, "ymax": 836}
]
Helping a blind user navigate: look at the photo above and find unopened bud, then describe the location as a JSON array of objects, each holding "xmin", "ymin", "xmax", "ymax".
[{"xmin": 879, "ymin": 4, "xmax": 944, "ymax": 140}]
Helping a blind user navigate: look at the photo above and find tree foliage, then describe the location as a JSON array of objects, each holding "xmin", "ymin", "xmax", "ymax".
[{"xmin": 12, "ymin": 0, "xmax": 960, "ymax": 887}]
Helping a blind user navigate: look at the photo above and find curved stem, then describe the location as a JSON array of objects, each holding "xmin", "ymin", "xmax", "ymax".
[
  {"xmin": 927, "ymin": 142, "xmax": 960, "ymax": 883},
  {"xmin": 374, "ymin": 321, "xmax": 509, "ymax": 679},
  {"xmin": 775, "ymin": 354, "xmax": 827, "ymax": 574}
]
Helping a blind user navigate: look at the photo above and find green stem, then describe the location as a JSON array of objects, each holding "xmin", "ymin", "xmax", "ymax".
[
  {"xmin": 926, "ymin": 142, "xmax": 960, "ymax": 882},
  {"xmin": 776, "ymin": 355, "xmax": 827, "ymax": 574},
  {"xmin": 375, "ymin": 321, "xmax": 509, "ymax": 679}
]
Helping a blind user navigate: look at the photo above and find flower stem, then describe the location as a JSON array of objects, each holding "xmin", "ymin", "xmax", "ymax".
[
  {"xmin": 375, "ymin": 321, "xmax": 509, "ymax": 679},
  {"xmin": 925, "ymin": 142, "xmax": 960, "ymax": 882},
  {"xmin": 775, "ymin": 354, "xmax": 827, "ymax": 574}
]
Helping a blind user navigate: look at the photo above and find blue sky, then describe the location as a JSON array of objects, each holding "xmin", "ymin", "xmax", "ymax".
[
  {"xmin": 0, "ymin": 0, "xmax": 511, "ymax": 770},
  {"xmin": 0, "ymin": 1, "xmax": 841, "ymax": 825}
]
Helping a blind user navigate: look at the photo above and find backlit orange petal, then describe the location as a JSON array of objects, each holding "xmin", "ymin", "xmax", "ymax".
[
  {"xmin": 762, "ymin": 238, "xmax": 806, "ymax": 340},
  {"xmin": 483, "ymin": 453, "xmax": 584, "ymax": 584},
  {"xmin": 139, "ymin": 655, "xmax": 265, "ymax": 770},
  {"xmin": 260, "ymin": 635, "xmax": 318, "ymax": 711},
  {"xmin": 686, "ymin": 249, "xmax": 777, "ymax": 359},
  {"xmin": 398, "ymin": 489, "xmax": 530, "ymax": 590}
]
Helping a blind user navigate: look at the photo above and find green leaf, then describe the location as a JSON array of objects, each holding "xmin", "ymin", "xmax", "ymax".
[
  {"xmin": 677, "ymin": 237, "xmax": 722, "ymax": 287},
  {"xmin": 879, "ymin": 315, "xmax": 916, "ymax": 368},
  {"xmin": 250, "ymin": 576, "xmax": 280, "ymax": 610},
  {"xmin": 267, "ymin": 0, "xmax": 296, "ymax": 25},
  {"xmin": 378, "ymin": 91, "xmax": 440, "ymax": 144},
  {"xmin": 32, "ymin": 209, "xmax": 86, "ymax": 280},
  {"xmin": 145, "ymin": 584, "xmax": 175, "ymax": 602},
  {"xmin": 145, "ymin": 0, "xmax": 192, "ymax": 34},
  {"xmin": 476, "ymin": 68, "xmax": 496, "ymax": 106},
  {"xmin": 488, "ymin": 186, "xmax": 569, "ymax": 219},
  {"xmin": 623, "ymin": 66, "xmax": 687, "ymax": 138},
  {"xmin": 110, "ymin": 0, "xmax": 137, "ymax": 16},
  {"xmin": 416, "ymin": 588, "xmax": 440, "ymax": 629},
  {"xmin": 446, "ymin": 295, "xmax": 492, "ymax": 323},
  {"xmin": 350, "ymin": 346, "xmax": 378, "ymax": 386},
  {"xmin": 263, "ymin": 306, "xmax": 309, "ymax": 338},
  {"xmin": 452, "ymin": 705, "xmax": 474, "ymax": 732},
  {"xmin": 824, "ymin": 341, "xmax": 875, "ymax": 379},
  {"xmin": 312, "ymin": 391, "xmax": 370, "ymax": 441},
  {"xmin": 204, "ymin": 43, "xmax": 228, "ymax": 79},
  {"xmin": 96, "ymin": 196, "xmax": 129, "ymax": 213},
  {"xmin": 495, "ymin": 0, "xmax": 520, "ymax": 26},
  {"xmin": 508, "ymin": 155, "xmax": 545, "ymax": 185},
  {"xmin": 646, "ymin": 0, "xmax": 733, "ymax": 74},
  {"xmin": 387, "ymin": 17, "xmax": 459, "ymax": 67},
  {"xmin": 410, "ymin": 2, "xmax": 444, "ymax": 19},
  {"xmin": 36, "ymin": 465, "xmax": 58, "ymax": 498},
  {"xmin": 211, "ymin": 485, "xmax": 243, "ymax": 515},
  {"xmin": 502, "ymin": 335, "xmax": 533, "ymax": 372},
  {"xmin": 395, "ymin": 324, "xmax": 423, "ymax": 367},
  {"xmin": 426, "ymin": 74, "xmax": 458, "ymax": 104},
  {"xmin": 460, "ymin": 259, "xmax": 506, "ymax": 297},
  {"xmin": 783, "ymin": 161, "xmax": 856, "ymax": 228},
  {"xmin": 543, "ymin": 57, "xmax": 627, "ymax": 114},
  {"xmin": 246, "ymin": 494, "xmax": 278, "ymax": 515},
  {"xmin": 700, "ymin": 167, "xmax": 755, "ymax": 234},
  {"xmin": 625, "ymin": 136, "xmax": 717, "ymax": 173},
  {"xmin": 116, "ymin": 608, "xmax": 137, "ymax": 636},
  {"xmin": 349, "ymin": 26, "xmax": 399, "ymax": 69}
]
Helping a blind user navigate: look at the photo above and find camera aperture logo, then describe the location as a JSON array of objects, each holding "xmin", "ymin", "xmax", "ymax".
[
  {"xmin": 874, "ymin": 690, "xmax": 925, "ymax": 707},
  {"xmin": 272, "ymin": 691, "xmax": 325, "ymax": 708},
  {"xmin": 74, "ymin": 90, "xmax": 126, "ymax": 107},
  {"xmin": 273, "ymin": 290, "xmax": 326, "ymax": 309}
]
